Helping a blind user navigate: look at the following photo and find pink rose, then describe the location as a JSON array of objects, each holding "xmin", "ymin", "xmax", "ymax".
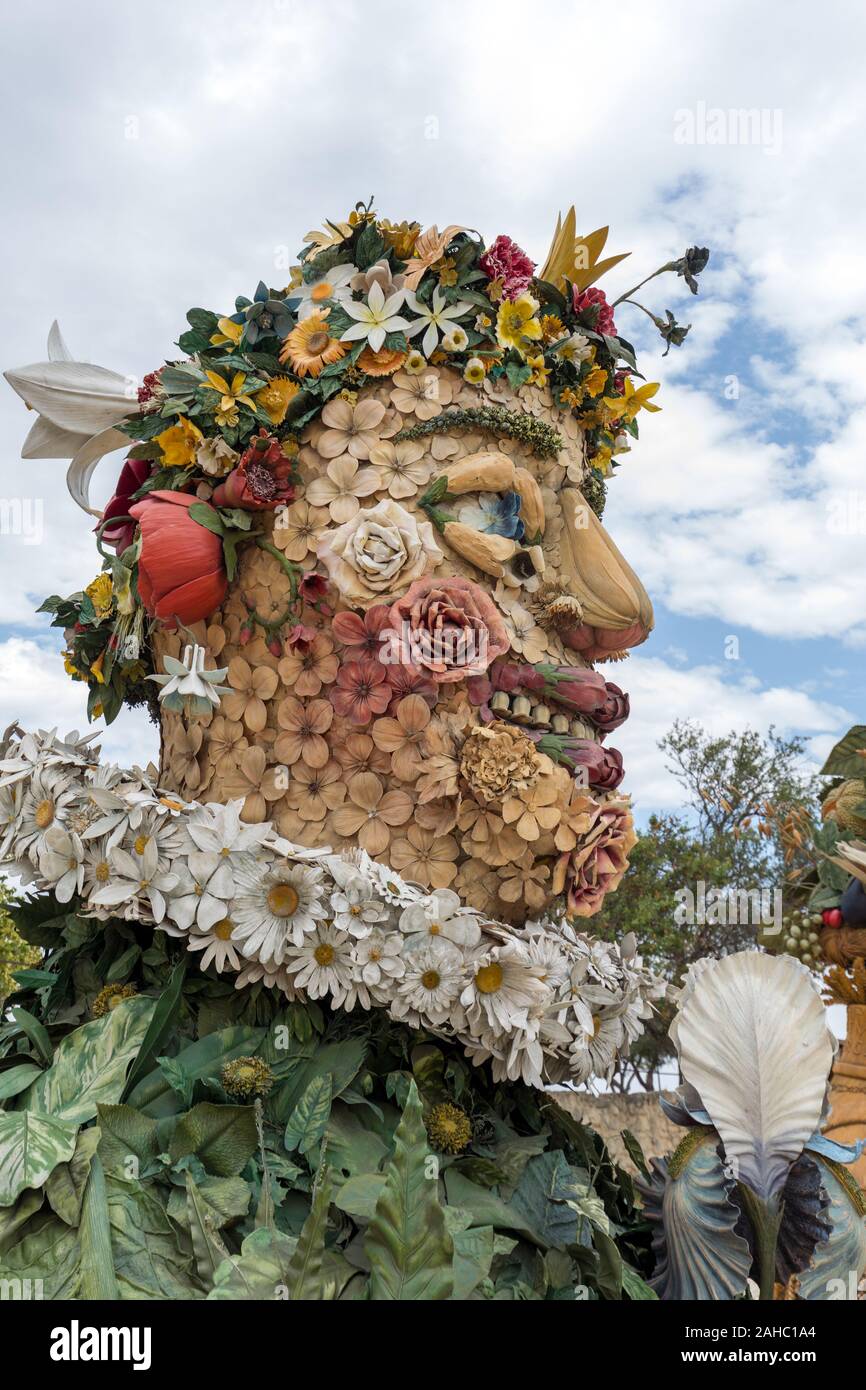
[
  {"xmin": 552, "ymin": 797, "xmax": 636, "ymax": 917},
  {"xmin": 386, "ymin": 576, "xmax": 510, "ymax": 684},
  {"xmin": 572, "ymin": 286, "xmax": 617, "ymax": 337}
]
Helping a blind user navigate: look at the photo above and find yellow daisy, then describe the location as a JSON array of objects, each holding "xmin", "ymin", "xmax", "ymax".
[
  {"xmin": 279, "ymin": 310, "xmax": 348, "ymax": 379},
  {"xmin": 495, "ymin": 293, "xmax": 542, "ymax": 355},
  {"xmin": 155, "ymin": 415, "xmax": 204, "ymax": 468},
  {"xmin": 255, "ymin": 376, "xmax": 300, "ymax": 425}
]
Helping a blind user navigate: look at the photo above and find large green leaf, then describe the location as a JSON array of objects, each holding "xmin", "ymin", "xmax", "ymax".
[
  {"xmin": 45, "ymin": 1127, "xmax": 100, "ymax": 1225},
  {"xmin": 79, "ymin": 1153, "xmax": 120, "ymax": 1299},
  {"xmin": 284, "ymin": 1075, "xmax": 332, "ymax": 1155},
  {"xmin": 0, "ymin": 1111, "xmax": 78, "ymax": 1206},
  {"xmin": 168, "ymin": 1174, "xmax": 250, "ymax": 1231},
  {"xmin": 23, "ymin": 995, "xmax": 156, "ymax": 1125},
  {"xmin": 0, "ymin": 1210, "xmax": 81, "ymax": 1297},
  {"xmin": 10, "ymin": 1007, "xmax": 52, "ymax": 1066},
  {"xmin": 286, "ymin": 1166, "xmax": 332, "ymax": 1299},
  {"xmin": 208, "ymin": 1226, "xmax": 297, "ymax": 1300},
  {"xmin": 169, "ymin": 1103, "xmax": 258, "ymax": 1177},
  {"xmin": 452, "ymin": 1223, "xmax": 496, "ymax": 1298},
  {"xmin": 0, "ymin": 1064, "xmax": 43, "ymax": 1101},
  {"xmin": 365, "ymin": 1080, "xmax": 453, "ymax": 1300},
  {"xmin": 126, "ymin": 1024, "xmax": 265, "ymax": 1117},
  {"xmin": 185, "ymin": 1173, "xmax": 230, "ymax": 1291},
  {"xmin": 269, "ymin": 1038, "xmax": 366, "ymax": 1124},
  {"xmin": 97, "ymin": 1103, "xmax": 161, "ymax": 1178},
  {"xmin": 105, "ymin": 1173, "xmax": 203, "ymax": 1300},
  {"xmin": 121, "ymin": 957, "xmax": 187, "ymax": 1101},
  {"xmin": 511, "ymin": 1150, "xmax": 588, "ymax": 1249}
]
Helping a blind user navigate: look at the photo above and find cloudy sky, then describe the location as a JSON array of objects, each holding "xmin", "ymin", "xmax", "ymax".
[{"xmin": 1, "ymin": 0, "xmax": 864, "ymax": 821}]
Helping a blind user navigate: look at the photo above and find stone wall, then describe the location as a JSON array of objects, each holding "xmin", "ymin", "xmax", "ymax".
[{"xmin": 554, "ymin": 1088, "xmax": 681, "ymax": 1171}]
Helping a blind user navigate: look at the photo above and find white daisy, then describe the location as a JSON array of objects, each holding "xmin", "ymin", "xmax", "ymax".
[
  {"xmin": 391, "ymin": 937, "xmax": 465, "ymax": 1027},
  {"xmin": 284, "ymin": 921, "xmax": 355, "ymax": 1003},
  {"xmin": 81, "ymin": 837, "xmax": 115, "ymax": 900},
  {"xmin": 567, "ymin": 1011, "xmax": 625, "ymax": 1084},
  {"xmin": 460, "ymin": 941, "xmax": 549, "ymax": 1037},
  {"xmin": 293, "ymin": 262, "xmax": 356, "ymax": 321},
  {"xmin": 330, "ymin": 879, "xmax": 391, "ymax": 938},
  {"xmin": 350, "ymin": 928, "xmax": 405, "ymax": 1006},
  {"xmin": 38, "ymin": 823, "xmax": 85, "ymax": 902},
  {"xmin": 0, "ymin": 779, "xmax": 25, "ymax": 859},
  {"xmin": 233, "ymin": 959, "xmax": 298, "ymax": 1000},
  {"xmin": 186, "ymin": 915, "xmax": 243, "ymax": 974},
  {"xmin": 16, "ymin": 766, "xmax": 77, "ymax": 863},
  {"xmin": 399, "ymin": 889, "xmax": 481, "ymax": 951},
  {"xmin": 524, "ymin": 932, "xmax": 570, "ymax": 992},
  {"xmin": 90, "ymin": 837, "xmax": 179, "ymax": 924},
  {"xmin": 231, "ymin": 856, "xmax": 327, "ymax": 964}
]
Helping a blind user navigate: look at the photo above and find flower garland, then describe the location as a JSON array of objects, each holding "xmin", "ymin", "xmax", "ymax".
[{"xmin": 0, "ymin": 724, "xmax": 664, "ymax": 1090}]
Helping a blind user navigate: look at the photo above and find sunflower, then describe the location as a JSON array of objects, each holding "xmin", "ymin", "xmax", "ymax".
[
  {"xmin": 357, "ymin": 344, "xmax": 407, "ymax": 377},
  {"xmin": 85, "ymin": 573, "xmax": 113, "ymax": 620},
  {"xmin": 279, "ymin": 310, "xmax": 347, "ymax": 379}
]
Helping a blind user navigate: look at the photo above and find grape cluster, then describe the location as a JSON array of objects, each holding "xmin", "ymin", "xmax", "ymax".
[{"xmin": 779, "ymin": 907, "xmax": 824, "ymax": 967}]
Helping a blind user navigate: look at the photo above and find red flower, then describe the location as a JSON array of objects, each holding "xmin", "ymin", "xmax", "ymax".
[
  {"xmin": 479, "ymin": 235, "xmax": 536, "ymax": 301},
  {"xmin": 332, "ymin": 605, "xmax": 392, "ymax": 661},
  {"xmin": 101, "ymin": 456, "xmax": 152, "ymax": 553},
  {"xmin": 329, "ymin": 658, "xmax": 391, "ymax": 726},
  {"xmin": 284, "ymin": 622, "xmax": 318, "ymax": 652},
  {"xmin": 212, "ymin": 429, "xmax": 296, "ymax": 511},
  {"xmin": 384, "ymin": 662, "xmax": 438, "ymax": 710},
  {"xmin": 387, "ymin": 576, "xmax": 510, "ymax": 684},
  {"xmin": 298, "ymin": 572, "xmax": 331, "ymax": 611},
  {"xmin": 572, "ymin": 286, "xmax": 617, "ymax": 337},
  {"xmin": 137, "ymin": 369, "xmax": 163, "ymax": 405},
  {"xmin": 129, "ymin": 490, "xmax": 228, "ymax": 628}
]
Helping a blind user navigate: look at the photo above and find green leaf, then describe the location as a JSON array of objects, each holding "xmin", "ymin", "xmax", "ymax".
[
  {"xmin": 820, "ymin": 726, "xmax": 866, "ymax": 779},
  {"xmin": 0, "ymin": 1210, "xmax": 81, "ymax": 1297},
  {"xmin": 97, "ymin": 1103, "xmax": 160, "ymax": 1177},
  {"xmin": 188, "ymin": 502, "xmax": 225, "ymax": 535},
  {"xmin": 45, "ymin": 1127, "xmax": 100, "ymax": 1225},
  {"xmin": 10, "ymin": 968, "xmax": 56, "ymax": 991},
  {"xmin": 185, "ymin": 1173, "xmax": 230, "ymax": 1291},
  {"xmin": 10, "ymin": 1006, "xmax": 52, "ymax": 1066},
  {"xmin": 286, "ymin": 1166, "xmax": 332, "ymax": 1299},
  {"xmin": 167, "ymin": 1174, "xmax": 250, "ymax": 1231},
  {"xmin": 0, "ymin": 1064, "xmax": 43, "ymax": 1101},
  {"xmin": 354, "ymin": 222, "xmax": 386, "ymax": 270},
  {"xmin": 365, "ymin": 1080, "xmax": 453, "ymax": 1300},
  {"xmin": 0, "ymin": 1111, "xmax": 78, "ymax": 1206},
  {"xmin": 23, "ymin": 995, "xmax": 156, "ymax": 1125},
  {"xmin": 592, "ymin": 1226, "xmax": 623, "ymax": 1299},
  {"xmin": 169, "ymin": 1102, "xmax": 258, "ymax": 1177},
  {"xmin": 621, "ymin": 1262, "xmax": 658, "ymax": 1300},
  {"xmin": 79, "ymin": 1153, "xmax": 119, "ymax": 1299},
  {"xmin": 105, "ymin": 1173, "xmax": 203, "ymax": 1300},
  {"xmin": 452, "ymin": 1223, "xmax": 496, "ymax": 1299},
  {"xmin": 269, "ymin": 1036, "xmax": 367, "ymax": 1123},
  {"xmin": 284, "ymin": 1075, "xmax": 332, "ymax": 1155},
  {"xmin": 620, "ymin": 1128, "xmax": 650, "ymax": 1179},
  {"xmin": 208, "ymin": 1226, "xmax": 297, "ymax": 1300},
  {"xmin": 511, "ymin": 1150, "xmax": 591, "ymax": 1249},
  {"xmin": 186, "ymin": 307, "xmax": 219, "ymax": 335},
  {"xmin": 121, "ymin": 957, "xmax": 187, "ymax": 1102},
  {"xmin": 126, "ymin": 1024, "xmax": 266, "ymax": 1116},
  {"xmin": 333, "ymin": 1172, "xmax": 387, "ymax": 1220}
]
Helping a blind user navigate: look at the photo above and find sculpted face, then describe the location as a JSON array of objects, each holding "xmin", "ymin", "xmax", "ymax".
[{"xmin": 155, "ymin": 366, "xmax": 651, "ymax": 923}]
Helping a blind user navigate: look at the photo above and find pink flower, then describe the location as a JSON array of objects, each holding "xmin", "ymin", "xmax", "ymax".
[
  {"xmin": 479, "ymin": 235, "xmax": 536, "ymax": 301},
  {"xmin": 299, "ymin": 572, "xmax": 332, "ymax": 612},
  {"xmin": 385, "ymin": 663, "xmax": 438, "ymax": 711},
  {"xmin": 572, "ymin": 286, "xmax": 617, "ymax": 337},
  {"xmin": 101, "ymin": 456, "xmax": 152, "ymax": 553},
  {"xmin": 386, "ymin": 576, "xmax": 510, "ymax": 684},
  {"xmin": 330, "ymin": 658, "xmax": 392, "ymax": 726},
  {"xmin": 552, "ymin": 798, "xmax": 636, "ymax": 917},
  {"xmin": 284, "ymin": 623, "xmax": 318, "ymax": 653},
  {"xmin": 332, "ymin": 605, "xmax": 393, "ymax": 661}
]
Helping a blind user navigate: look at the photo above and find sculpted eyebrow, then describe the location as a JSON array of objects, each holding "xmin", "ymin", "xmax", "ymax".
[{"xmin": 393, "ymin": 405, "xmax": 563, "ymax": 461}]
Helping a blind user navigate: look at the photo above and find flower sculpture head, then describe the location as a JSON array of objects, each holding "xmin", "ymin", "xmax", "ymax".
[{"xmin": 3, "ymin": 202, "xmax": 709, "ymax": 1048}]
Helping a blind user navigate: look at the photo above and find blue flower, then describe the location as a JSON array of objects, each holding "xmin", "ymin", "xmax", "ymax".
[{"xmin": 457, "ymin": 490, "xmax": 525, "ymax": 541}]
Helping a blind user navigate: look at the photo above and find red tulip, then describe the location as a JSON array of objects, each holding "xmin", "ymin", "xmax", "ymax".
[
  {"xmin": 129, "ymin": 490, "xmax": 228, "ymax": 628},
  {"xmin": 100, "ymin": 456, "xmax": 152, "ymax": 553}
]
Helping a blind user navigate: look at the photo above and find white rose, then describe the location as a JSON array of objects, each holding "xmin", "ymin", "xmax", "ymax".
[{"xmin": 316, "ymin": 498, "xmax": 442, "ymax": 606}]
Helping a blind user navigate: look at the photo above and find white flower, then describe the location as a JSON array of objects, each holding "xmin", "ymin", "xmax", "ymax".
[
  {"xmin": 567, "ymin": 1011, "xmax": 625, "ymax": 1084},
  {"xmin": 165, "ymin": 850, "xmax": 236, "ymax": 933},
  {"xmin": 16, "ymin": 766, "xmax": 77, "ymax": 863},
  {"xmin": 403, "ymin": 350, "xmax": 427, "ymax": 375},
  {"xmin": 339, "ymin": 281, "xmax": 410, "ymax": 352},
  {"xmin": 233, "ymin": 959, "xmax": 298, "ymax": 1000},
  {"xmin": 90, "ymin": 838, "xmax": 179, "ymax": 924},
  {"xmin": 442, "ymin": 326, "xmax": 469, "ymax": 353},
  {"xmin": 404, "ymin": 287, "xmax": 473, "ymax": 358},
  {"xmin": 185, "ymin": 799, "xmax": 272, "ymax": 858},
  {"xmin": 330, "ymin": 880, "xmax": 391, "ymax": 938},
  {"xmin": 0, "ymin": 780, "xmax": 24, "ymax": 860},
  {"xmin": 232, "ymin": 856, "xmax": 327, "ymax": 964},
  {"xmin": 353, "ymin": 929, "xmax": 405, "ymax": 992},
  {"xmin": 392, "ymin": 937, "xmax": 465, "ymax": 1026},
  {"xmin": 316, "ymin": 497, "xmax": 442, "ymax": 607},
  {"xmin": 460, "ymin": 941, "xmax": 549, "ymax": 1037},
  {"xmin": 186, "ymin": 915, "xmax": 243, "ymax": 974},
  {"xmin": 0, "ymin": 726, "xmax": 98, "ymax": 787},
  {"xmin": 524, "ymin": 932, "xmax": 570, "ymax": 992},
  {"xmin": 81, "ymin": 837, "xmax": 114, "ymax": 900},
  {"xmin": 149, "ymin": 644, "xmax": 230, "ymax": 718},
  {"xmin": 294, "ymin": 262, "xmax": 356, "ymax": 321},
  {"xmin": 399, "ymin": 889, "xmax": 481, "ymax": 951},
  {"xmin": 284, "ymin": 921, "xmax": 355, "ymax": 1001},
  {"xmin": 554, "ymin": 332, "xmax": 592, "ymax": 364},
  {"xmin": 38, "ymin": 824, "xmax": 85, "ymax": 902}
]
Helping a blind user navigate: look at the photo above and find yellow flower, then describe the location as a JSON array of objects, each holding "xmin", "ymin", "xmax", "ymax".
[
  {"xmin": 434, "ymin": 256, "xmax": 458, "ymax": 287},
  {"xmin": 63, "ymin": 651, "xmax": 83, "ymax": 681},
  {"xmin": 90, "ymin": 651, "xmax": 106, "ymax": 685},
  {"xmin": 559, "ymin": 385, "xmax": 584, "ymax": 409},
  {"xmin": 255, "ymin": 375, "xmax": 300, "ymax": 425},
  {"xmin": 603, "ymin": 378, "xmax": 661, "ymax": 422},
  {"xmin": 540, "ymin": 313, "xmax": 565, "ymax": 342},
  {"xmin": 583, "ymin": 365, "xmax": 608, "ymax": 398},
  {"xmin": 379, "ymin": 219, "xmax": 421, "ymax": 259},
  {"xmin": 463, "ymin": 357, "xmax": 486, "ymax": 384},
  {"xmin": 496, "ymin": 293, "xmax": 542, "ymax": 355},
  {"xmin": 404, "ymin": 350, "xmax": 427, "ymax": 376},
  {"xmin": 209, "ymin": 317, "xmax": 243, "ymax": 348},
  {"xmin": 85, "ymin": 573, "xmax": 113, "ymax": 620},
  {"xmin": 279, "ymin": 310, "xmax": 348, "ymax": 379},
  {"xmin": 156, "ymin": 415, "xmax": 204, "ymax": 468},
  {"xmin": 527, "ymin": 354, "xmax": 551, "ymax": 388},
  {"xmin": 202, "ymin": 370, "xmax": 258, "ymax": 428}
]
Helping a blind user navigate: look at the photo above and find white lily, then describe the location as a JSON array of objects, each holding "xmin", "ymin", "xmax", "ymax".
[
  {"xmin": 164, "ymin": 849, "xmax": 236, "ymax": 932},
  {"xmin": 340, "ymin": 282, "xmax": 410, "ymax": 352},
  {"xmin": 149, "ymin": 644, "xmax": 231, "ymax": 718},
  {"xmin": 404, "ymin": 287, "xmax": 473, "ymax": 358},
  {"xmin": 3, "ymin": 323, "xmax": 139, "ymax": 516}
]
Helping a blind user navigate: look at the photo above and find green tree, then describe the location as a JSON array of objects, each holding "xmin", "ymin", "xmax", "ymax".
[
  {"xmin": 0, "ymin": 881, "xmax": 41, "ymax": 1008},
  {"xmin": 597, "ymin": 721, "xmax": 819, "ymax": 1090}
]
